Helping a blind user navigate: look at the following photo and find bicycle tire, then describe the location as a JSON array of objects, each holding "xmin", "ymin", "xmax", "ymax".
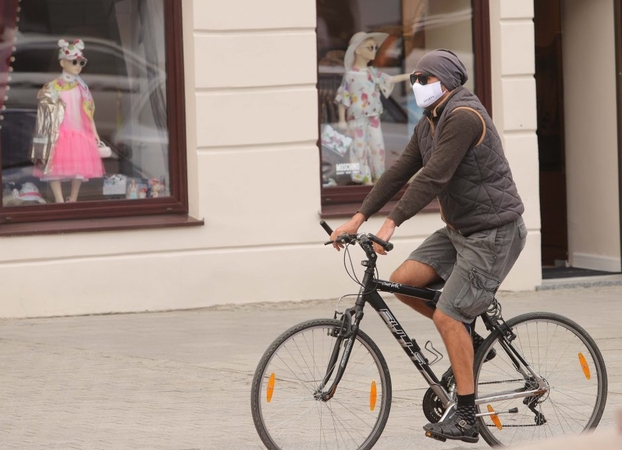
[
  {"xmin": 473, "ymin": 312, "xmax": 608, "ymax": 448},
  {"xmin": 251, "ymin": 318, "xmax": 392, "ymax": 450}
]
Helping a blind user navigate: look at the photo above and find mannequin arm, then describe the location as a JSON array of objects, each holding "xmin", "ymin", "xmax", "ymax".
[
  {"xmin": 390, "ymin": 73, "xmax": 411, "ymax": 84},
  {"xmin": 337, "ymin": 104, "xmax": 347, "ymax": 130}
]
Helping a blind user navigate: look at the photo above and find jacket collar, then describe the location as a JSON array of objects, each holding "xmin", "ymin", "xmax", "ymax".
[{"xmin": 423, "ymin": 87, "xmax": 464, "ymax": 120}]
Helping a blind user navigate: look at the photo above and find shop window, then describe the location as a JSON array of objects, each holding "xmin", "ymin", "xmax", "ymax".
[
  {"xmin": 0, "ymin": 0, "xmax": 196, "ymax": 232},
  {"xmin": 317, "ymin": 0, "xmax": 491, "ymax": 215}
]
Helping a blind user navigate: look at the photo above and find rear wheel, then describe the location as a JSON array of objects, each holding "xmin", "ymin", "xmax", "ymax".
[
  {"xmin": 251, "ymin": 318, "xmax": 392, "ymax": 450},
  {"xmin": 474, "ymin": 312, "xmax": 608, "ymax": 447}
]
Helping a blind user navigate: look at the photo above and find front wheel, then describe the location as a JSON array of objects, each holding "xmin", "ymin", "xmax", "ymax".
[
  {"xmin": 251, "ymin": 318, "xmax": 392, "ymax": 450},
  {"xmin": 474, "ymin": 312, "xmax": 608, "ymax": 447}
]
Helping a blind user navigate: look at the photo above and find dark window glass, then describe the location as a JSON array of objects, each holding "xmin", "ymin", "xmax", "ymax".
[
  {"xmin": 0, "ymin": 0, "xmax": 187, "ymax": 225},
  {"xmin": 317, "ymin": 0, "xmax": 489, "ymax": 211}
]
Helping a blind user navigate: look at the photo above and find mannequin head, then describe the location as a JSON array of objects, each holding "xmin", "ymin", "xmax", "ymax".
[
  {"xmin": 353, "ymin": 38, "xmax": 378, "ymax": 68},
  {"xmin": 344, "ymin": 31, "xmax": 388, "ymax": 71},
  {"xmin": 57, "ymin": 39, "xmax": 87, "ymax": 75},
  {"xmin": 59, "ymin": 57, "xmax": 86, "ymax": 75}
]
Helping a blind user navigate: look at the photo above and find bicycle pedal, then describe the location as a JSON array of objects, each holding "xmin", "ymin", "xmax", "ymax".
[{"xmin": 425, "ymin": 431, "xmax": 446, "ymax": 442}]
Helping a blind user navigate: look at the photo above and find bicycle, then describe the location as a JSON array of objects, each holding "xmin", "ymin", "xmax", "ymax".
[{"xmin": 250, "ymin": 221, "xmax": 608, "ymax": 449}]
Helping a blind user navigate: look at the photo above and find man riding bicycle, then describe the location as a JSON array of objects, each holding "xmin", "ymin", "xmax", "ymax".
[{"xmin": 331, "ymin": 48, "xmax": 527, "ymax": 444}]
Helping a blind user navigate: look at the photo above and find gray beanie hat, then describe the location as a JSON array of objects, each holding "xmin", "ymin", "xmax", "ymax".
[{"xmin": 414, "ymin": 49, "xmax": 468, "ymax": 90}]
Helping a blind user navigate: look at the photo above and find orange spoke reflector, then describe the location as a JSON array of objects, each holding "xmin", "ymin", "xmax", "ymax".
[
  {"xmin": 266, "ymin": 373, "xmax": 276, "ymax": 402},
  {"xmin": 370, "ymin": 381, "xmax": 377, "ymax": 411},
  {"xmin": 578, "ymin": 353, "xmax": 591, "ymax": 380},
  {"xmin": 487, "ymin": 405, "xmax": 503, "ymax": 430}
]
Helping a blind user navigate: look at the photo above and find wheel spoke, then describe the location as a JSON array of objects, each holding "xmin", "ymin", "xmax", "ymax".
[
  {"xmin": 475, "ymin": 312, "xmax": 607, "ymax": 448},
  {"xmin": 251, "ymin": 319, "xmax": 392, "ymax": 450}
]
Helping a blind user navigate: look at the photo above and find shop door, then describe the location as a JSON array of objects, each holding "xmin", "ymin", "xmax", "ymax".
[{"xmin": 534, "ymin": 0, "xmax": 568, "ymax": 266}]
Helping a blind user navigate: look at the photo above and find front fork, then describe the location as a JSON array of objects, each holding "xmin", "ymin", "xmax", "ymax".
[
  {"xmin": 315, "ymin": 256, "xmax": 380, "ymax": 401},
  {"xmin": 314, "ymin": 305, "xmax": 362, "ymax": 401}
]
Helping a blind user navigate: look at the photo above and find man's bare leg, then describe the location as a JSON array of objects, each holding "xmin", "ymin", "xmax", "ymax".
[
  {"xmin": 423, "ymin": 308, "xmax": 479, "ymax": 443},
  {"xmin": 389, "ymin": 260, "xmax": 441, "ymax": 319},
  {"xmin": 391, "ymin": 261, "xmax": 479, "ymax": 441},
  {"xmin": 432, "ymin": 308, "xmax": 474, "ymax": 395}
]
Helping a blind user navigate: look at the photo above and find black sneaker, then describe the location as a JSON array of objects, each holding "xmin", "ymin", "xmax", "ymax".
[{"xmin": 423, "ymin": 414, "xmax": 479, "ymax": 443}]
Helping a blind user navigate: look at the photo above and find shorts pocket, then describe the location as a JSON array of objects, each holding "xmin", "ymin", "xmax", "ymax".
[
  {"xmin": 455, "ymin": 267, "xmax": 501, "ymax": 319},
  {"xmin": 466, "ymin": 228, "xmax": 496, "ymax": 250}
]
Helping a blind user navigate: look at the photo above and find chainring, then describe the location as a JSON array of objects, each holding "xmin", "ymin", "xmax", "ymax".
[{"xmin": 422, "ymin": 387, "xmax": 446, "ymax": 423}]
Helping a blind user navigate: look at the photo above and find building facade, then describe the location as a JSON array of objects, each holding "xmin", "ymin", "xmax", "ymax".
[{"xmin": 0, "ymin": 0, "xmax": 619, "ymax": 318}]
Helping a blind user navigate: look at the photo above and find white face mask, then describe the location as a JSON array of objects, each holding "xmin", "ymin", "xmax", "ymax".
[{"xmin": 412, "ymin": 80, "xmax": 445, "ymax": 109}]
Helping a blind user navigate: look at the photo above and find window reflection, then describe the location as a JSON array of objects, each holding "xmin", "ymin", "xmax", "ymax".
[
  {"xmin": 318, "ymin": 0, "xmax": 474, "ymax": 188},
  {"xmin": 0, "ymin": 0, "xmax": 169, "ymax": 206}
]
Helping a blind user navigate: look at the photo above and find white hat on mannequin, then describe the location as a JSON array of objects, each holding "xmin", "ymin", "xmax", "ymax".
[{"xmin": 343, "ymin": 31, "xmax": 388, "ymax": 70}]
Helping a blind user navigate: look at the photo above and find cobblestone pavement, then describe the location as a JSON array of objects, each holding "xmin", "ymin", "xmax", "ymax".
[{"xmin": 0, "ymin": 285, "xmax": 621, "ymax": 449}]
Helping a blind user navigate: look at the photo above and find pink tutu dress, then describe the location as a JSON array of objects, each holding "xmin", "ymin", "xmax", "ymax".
[{"xmin": 35, "ymin": 75, "xmax": 105, "ymax": 181}]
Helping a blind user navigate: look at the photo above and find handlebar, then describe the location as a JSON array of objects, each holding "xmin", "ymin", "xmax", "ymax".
[{"xmin": 320, "ymin": 220, "xmax": 394, "ymax": 252}]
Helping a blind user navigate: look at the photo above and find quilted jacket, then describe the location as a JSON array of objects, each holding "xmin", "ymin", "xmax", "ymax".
[
  {"xmin": 359, "ymin": 86, "xmax": 524, "ymax": 235},
  {"xmin": 414, "ymin": 87, "xmax": 524, "ymax": 234}
]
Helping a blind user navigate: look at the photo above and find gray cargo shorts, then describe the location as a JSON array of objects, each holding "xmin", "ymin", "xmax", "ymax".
[{"xmin": 408, "ymin": 217, "xmax": 527, "ymax": 323}]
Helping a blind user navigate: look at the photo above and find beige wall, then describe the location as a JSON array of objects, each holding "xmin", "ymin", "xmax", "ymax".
[
  {"xmin": 0, "ymin": 0, "xmax": 542, "ymax": 318},
  {"xmin": 488, "ymin": 0, "xmax": 541, "ymax": 290},
  {"xmin": 562, "ymin": 0, "xmax": 622, "ymax": 272}
]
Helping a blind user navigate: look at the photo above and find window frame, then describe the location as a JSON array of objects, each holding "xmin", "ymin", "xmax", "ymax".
[
  {"xmin": 319, "ymin": 0, "xmax": 492, "ymax": 217},
  {"xmin": 0, "ymin": 0, "xmax": 201, "ymax": 234}
]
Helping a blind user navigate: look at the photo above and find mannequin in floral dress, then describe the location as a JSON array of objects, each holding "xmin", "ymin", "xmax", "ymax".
[
  {"xmin": 32, "ymin": 39, "xmax": 104, "ymax": 203},
  {"xmin": 335, "ymin": 32, "xmax": 410, "ymax": 185}
]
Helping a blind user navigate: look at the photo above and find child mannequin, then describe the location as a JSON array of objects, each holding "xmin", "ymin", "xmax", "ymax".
[
  {"xmin": 335, "ymin": 32, "xmax": 410, "ymax": 185},
  {"xmin": 31, "ymin": 39, "xmax": 105, "ymax": 202}
]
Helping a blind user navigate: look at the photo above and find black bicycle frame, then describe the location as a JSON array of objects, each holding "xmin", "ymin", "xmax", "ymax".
[
  {"xmin": 316, "ymin": 230, "xmax": 546, "ymax": 419},
  {"xmin": 365, "ymin": 282, "xmax": 442, "ymax": 384},
  {"xmin": 316, "ymin": 241, "xmax": 454, "ymax": 402},
  {"xmin": 338, "ymin": 255, "xmax": 454, "ymax": 405}
]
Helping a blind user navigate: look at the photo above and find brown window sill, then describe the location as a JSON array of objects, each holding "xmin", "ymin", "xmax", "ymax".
[{"xmin": 0, "ymin": 213, "xmax": 204, "ymax": 236}]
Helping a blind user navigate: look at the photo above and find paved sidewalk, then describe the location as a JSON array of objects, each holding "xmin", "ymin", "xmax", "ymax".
[{"xmin": 0, "ymin": 285, "xmax": 621, "ymax": 449}]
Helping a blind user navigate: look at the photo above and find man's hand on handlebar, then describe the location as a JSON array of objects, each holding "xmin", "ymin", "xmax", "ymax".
[
  {"xmin": 322, "ymin": 214, "xmax": 395, "ymax": 254},
  {"xmin": 329, "ymin": 213, "xmax": 366, "ymax": 251},
  {"xmin": 373, "ymin": 218, "xmax": 397, "ymax": 255}
]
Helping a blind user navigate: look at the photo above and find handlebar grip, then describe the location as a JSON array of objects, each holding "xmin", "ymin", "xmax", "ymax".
[
  {"xmin": 319, "ymin": 220, "xmax": 334, "ymax": 236},
  {"xmin": 370, "ymin": 235, "xmax": 394, "ymax": 252}
]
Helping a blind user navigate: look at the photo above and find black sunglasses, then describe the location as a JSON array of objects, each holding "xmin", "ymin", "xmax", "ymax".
[
  {"xmin": 366, "ymin": 44, "xmax": 379, "ymax": 52},
  {"xmin": 71, "ymin": 59, "xmax": 87, "ymax": 67},
  {"xmin": 410, "ymin": 73, "xmax": 430, "ymax": 86}
]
